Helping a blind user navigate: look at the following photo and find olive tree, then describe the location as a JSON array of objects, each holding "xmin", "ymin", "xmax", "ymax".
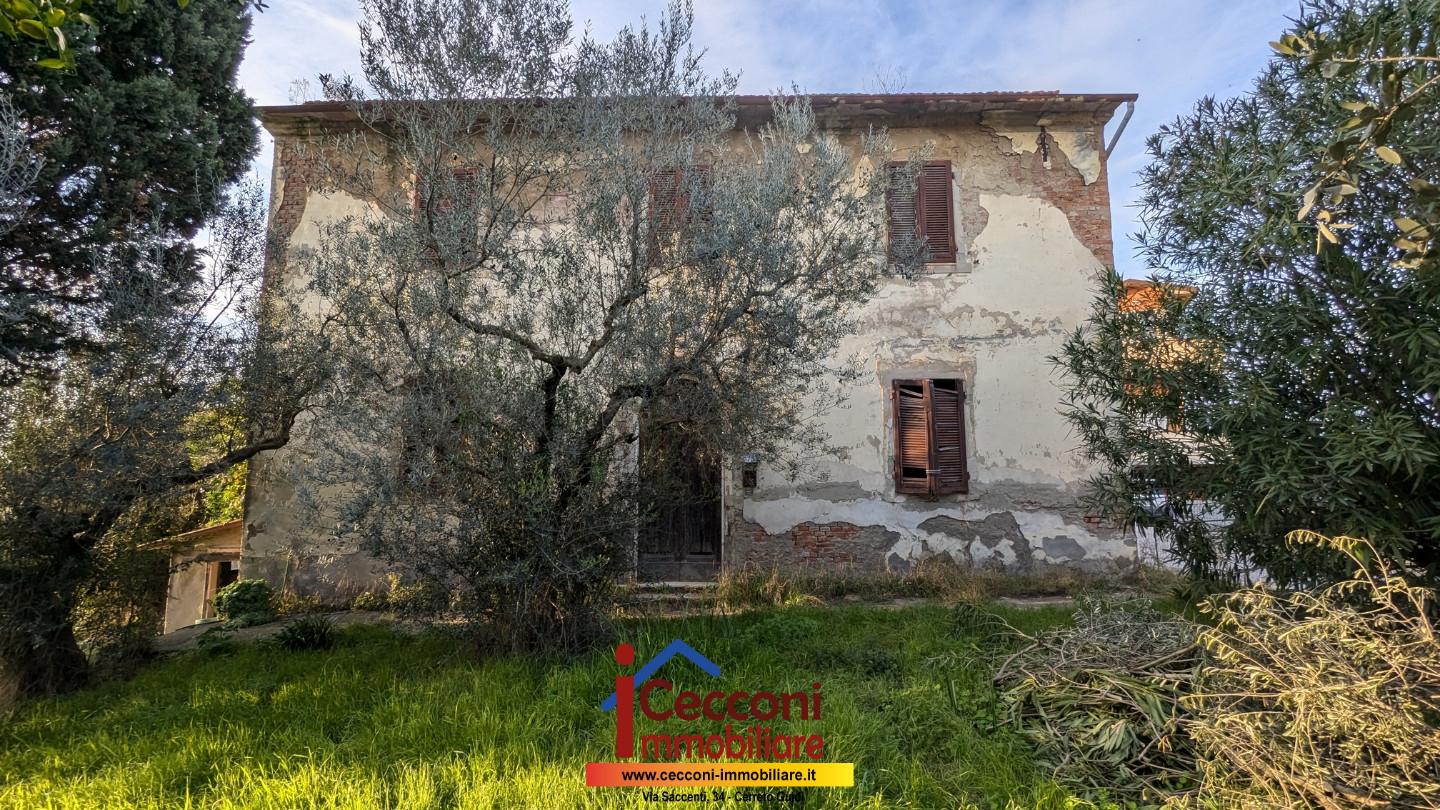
[{"xmin": 293, "ymin": 0, "xmax": 909, "ymax": 651}]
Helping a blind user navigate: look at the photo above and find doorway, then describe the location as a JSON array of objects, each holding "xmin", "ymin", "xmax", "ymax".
[
  {"xmin": 202, "ymin": 557, "xmax": 241, "ymax": 619},
  {"xmin": 637, "ymin": 419, "xmax": 721, "ymax": 582}
]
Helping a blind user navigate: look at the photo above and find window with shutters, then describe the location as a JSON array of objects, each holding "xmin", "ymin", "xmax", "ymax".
[
  {"xmin": 886, "ymin": 160, "xmax": 957, "ymax": 264},
  {"xmin": 414, "ymin": 167, "xmax": 480, "ymax": 261},
  {"xmin": 413, "ymin": 167, "xmax": 478, "ymax": 215},
  {"xmin": 891, "ymin": 378, "xmax": 969, "ymax": 495},
  {"xmin": 648, "ymin": 165, "xmax": 712, "ymax": 255}
]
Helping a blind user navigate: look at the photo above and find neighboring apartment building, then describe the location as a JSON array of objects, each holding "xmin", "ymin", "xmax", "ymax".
[{"xmin": 231, "ymin": 91, "xmax": 1138, "ymax": 600}]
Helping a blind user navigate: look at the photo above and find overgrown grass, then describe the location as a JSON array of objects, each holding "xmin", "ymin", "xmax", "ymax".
[
  {"xmin": 711, "ymin": 559, "xmax": 1186, "ymax": 612},
  {"xmin": 0, "ymin": 605, "xmax": 1124, "ymax": 809}
]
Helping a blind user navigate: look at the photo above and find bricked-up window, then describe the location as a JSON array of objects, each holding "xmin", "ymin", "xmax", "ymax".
[
  {"xmin": 891, "ymin": 378, "xmax": 969, "ymax": 495},
  {"xmin": 648, "ymin": 165, "xmax": 712, "ymax": 253},
  {"xmin": 886, "ymin": 160, "xmax": 957, "ymax": 264}
]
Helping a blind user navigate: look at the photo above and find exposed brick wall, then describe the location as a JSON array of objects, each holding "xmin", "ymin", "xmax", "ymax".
[
  {"xmin": 265, "ymin": 136, "xmax": 319, "ymax": 277},
  {"xmin": 729, "ymin": 519, "xmax": 902, "ymax": 574},
  {"xmin": 1001, "ymin": 125, "xmax": 1115, "ymax": 267}
]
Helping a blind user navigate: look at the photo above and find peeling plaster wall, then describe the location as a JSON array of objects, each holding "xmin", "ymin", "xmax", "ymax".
[
  {"xmin": 242, "ymin": 138, "xmax": 392, "ymax": 596},
  {"xmin": 725, "ymin": 120, "xmax": 1133, "ymax": 575},
  {"xmin": 246, "ymin": 114, "xmax": 1132, "ymax": 595}
]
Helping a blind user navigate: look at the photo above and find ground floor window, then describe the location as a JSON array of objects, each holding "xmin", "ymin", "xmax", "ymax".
[{"xmin": 891, "ymin": 378, "xmax": 970, "ymax": 495}]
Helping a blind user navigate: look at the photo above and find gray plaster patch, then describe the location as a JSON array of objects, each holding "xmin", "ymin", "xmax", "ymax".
[
  {"xmin": 886, "ymin": 552, "xmax": 912, "ymax": 575},
  {"xmin": 917, "ymin": 511, "xmax": 1034, "ymax": 573},
  {"xmin": 1041, "ymin": 535, "xmax": 1088, "ymax": 562},
  {"xmin": 796, "ymin": 481, "xmax": 870, "ymax": 502}
]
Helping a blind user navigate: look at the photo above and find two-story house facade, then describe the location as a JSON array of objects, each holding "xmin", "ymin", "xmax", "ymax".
[{"xmin": 236, "ymin": 91, "xmax": 1138, "ymax": 598}]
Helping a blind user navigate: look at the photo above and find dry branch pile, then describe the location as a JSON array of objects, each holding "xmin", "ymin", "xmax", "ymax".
[
  {"xmin": 1185, "ymin": 532, "xmax": 1440, "ymax": 809},
  {"xmin": 990, "ymin": 532, "xmax": 1440, "ymax": 809},
  {"xmin": 993, "ymin": 596, "xmax": 1201, "ymax": 803}
]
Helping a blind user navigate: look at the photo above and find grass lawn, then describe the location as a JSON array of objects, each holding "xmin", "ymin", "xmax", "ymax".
[{"xmin": 0, "ymin": 604, "xmax": 1119, "ymax": 809}]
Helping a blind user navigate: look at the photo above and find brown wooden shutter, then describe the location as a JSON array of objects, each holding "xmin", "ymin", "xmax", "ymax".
[
  {"xmin": 413, "ymin": 173, "xmax": 429, "ymax": 216},
  {"xmin": 414, "ymin": 168, "xmax": 478, "ymax": 215},
  {"xmin": 892, "ymin": 380, "xmax": 931, "ymax": 494},
  {"xmin": 451, "ymin": 168, "xmax": 478, "ymax": 212},
  {"xmin": 415, "ymin": 168, "xmax": 479, "ymax": 261},
  {"xmin": 929, "ymin": 379, "xmax": 969, "ymax": 494},
  {"xmin": 885, "ymin": 162, "xmax": 920, "ymax": 262},
  {"xmin": 688, "ymin": 164, "xmax": 713, "ymax": 223},
  {"xmin": 918, "ymin": 161, "xmax": 957, "ymax": 262},
  {"xmin": 650, "ymin": 165, "xmax": 711, "ymax": 260},
  {"xmin": 893, "ymin": 378, "xmax": 968, "ymax": 495},
  {"xmin": 649, "ymin": 167, "xmax": 683, "ymax": 237}
]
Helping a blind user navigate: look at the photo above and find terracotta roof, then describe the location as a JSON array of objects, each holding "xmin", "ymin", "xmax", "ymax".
[
  {"xmin": 259, "ymin": 91, "xmax": 1137, "ymax": 132},
  {"xmin": 1120, "ymin": 279, "xmax": 1197, "ymax": 312}
]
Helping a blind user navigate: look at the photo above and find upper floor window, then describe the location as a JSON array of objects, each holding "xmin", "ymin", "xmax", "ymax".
[
  {"xmin": 891, "ymin": 377, "xmax": 969, "ymax": 495},
  {"xmin": 886, "ymin": 160, "xmax": 957, "ymax": 264},
  {"xmin": 649, "ymin": 165, "xmax": 712, "ymax": 253},
  {"xmin": 413, "ymin": 167, "xmax": 478, "ymax": 216}
]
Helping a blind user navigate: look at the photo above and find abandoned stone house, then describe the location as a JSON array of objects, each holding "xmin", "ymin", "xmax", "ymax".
[{"xmin": 161, "ymin": 90, "xmax": 1141, "ymax": 623}]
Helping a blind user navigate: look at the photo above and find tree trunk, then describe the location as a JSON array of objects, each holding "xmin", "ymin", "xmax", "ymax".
[{"xmin": 0, "ymin": 600, "xmax": 89, "ymax": 708}]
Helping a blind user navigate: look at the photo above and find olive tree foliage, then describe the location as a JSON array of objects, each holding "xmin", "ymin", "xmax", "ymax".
[
  {"xmin": 1057, "ymin": 0, "xmax": 1440, "ymax": 586},
  {"xmin": 290, "ymin": 0, "xmax": 904, "ymax": 651},
  {"xmin": 0, "ymin": 185, "xmax": 329, "ymax": 705}
]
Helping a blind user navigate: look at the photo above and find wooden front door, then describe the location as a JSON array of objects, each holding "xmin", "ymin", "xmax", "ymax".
[{"xmin": 638, "ymin": 422, "xmax": 721, "ymax": 582}]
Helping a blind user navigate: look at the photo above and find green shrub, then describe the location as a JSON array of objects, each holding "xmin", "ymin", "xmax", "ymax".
[
  {"xmin": 211, "ymin": 579, "xmax": 276, "ymax": 628},
  {"xmin": 72, "ymin": 526, "xmax": 169, "ymax": 679},
  {"xmin": 274, "ymin": 590, "xmax": 347, "ymax": 616},
  {"xmin": 382, "ymin": 574, "xmax": 448, "ymax": 616},
  {"xmin": 351, "ymin": 590, "xmax": 388, "ymax": 611},
  {"xmin": 743, "ymin": 611, "xmax": 821, "ymax": 646},
  {"xmin": 272, "ymin": 615, "xmax": 336, "ymax": 652}
]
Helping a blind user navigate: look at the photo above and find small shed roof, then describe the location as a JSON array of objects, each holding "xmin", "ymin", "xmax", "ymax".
[{"xmin": 145, "ymin": 519, "xmax": 243, "ymax": 550}]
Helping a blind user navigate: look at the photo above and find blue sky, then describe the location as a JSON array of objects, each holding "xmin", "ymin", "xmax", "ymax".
[{"xmin": 238, "ymin": 0, "xmax": 1296, "ymax": 277}]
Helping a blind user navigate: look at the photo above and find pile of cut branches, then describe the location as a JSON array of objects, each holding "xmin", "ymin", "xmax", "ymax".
[{"xmin": 993, "ymin": 595, "xmax": 1201, "ymax": 803}]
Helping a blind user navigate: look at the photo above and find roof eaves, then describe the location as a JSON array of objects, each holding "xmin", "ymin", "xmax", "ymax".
[{"xmin": 258, "ymin": 91, "xmax": 1139, "ymax": 132}]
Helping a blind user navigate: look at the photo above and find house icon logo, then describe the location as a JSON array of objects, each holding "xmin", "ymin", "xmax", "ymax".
[{"xmin": 602, "ymin": 640, "xmax": 721, "ymax": 758}]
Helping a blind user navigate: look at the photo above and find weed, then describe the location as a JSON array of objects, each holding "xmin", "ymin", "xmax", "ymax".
[{"xmin": 270, "ymin": 615, "xmax": 337, "ymax": 652}]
